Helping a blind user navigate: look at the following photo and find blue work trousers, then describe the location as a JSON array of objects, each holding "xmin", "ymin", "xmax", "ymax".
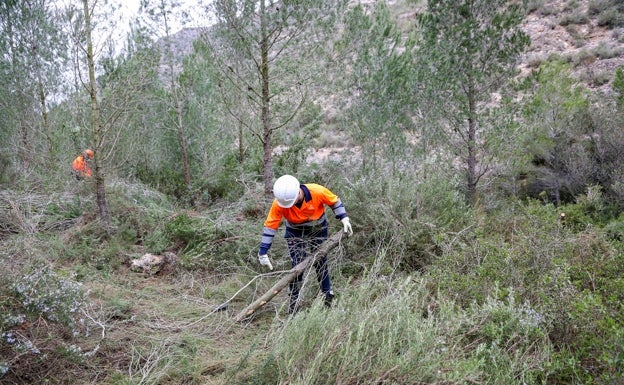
[{"xmin": 285, "ymin": 221, "xmax": 331, "ymax": 304}]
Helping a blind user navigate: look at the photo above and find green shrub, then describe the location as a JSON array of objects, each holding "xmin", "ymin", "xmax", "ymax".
[
  {"xmin": 427, "ymin": 197, "xmax": 624, "ymax": 382},
  {"xmin": 12, "ymin": 265, "xmax": 89, "ymax": 330},
  {"xmin": 197, "ymin": 152, "xmax": 250, "ymax": 203},
  {"xmin": 614, "ymin": 66, "xmax": 624, "ymax": 106},
  {"xmin": 593, "ymin": 42, "xmax": 624, "ymax": 59},
  {"xmin": 165, "ymin": 212, "xmax": 206, "ymax": 246},
  {"xmin": 147, "ymin": 211, "xmax": 252, "ymax": 271},
  {"xmin": 579, "ymin": 68, "xmax": 612, "ymax": 87},
  {"xmin": 558, "ymin": 10, "xmax": 589, "ymax": 26},
  {"xmin": 588, "ymin": 0, "xmax": 614, "ymax": 16},
  {"xmin": 457, "ymin": 293, "xmax": 552, "ymax": 384},
  {"xmin": 597, "ymin": 8, "xmax": 624, "ymax": 28},
  {"xmin": 603, "ymin": 216, "xmax": 624, "ymax": 241},
  {"xmin": 135, "ymin": 162, "xmax": 188, "ymax": 201},
  {"xmin": 340, "ymin": 169, "xmax": 471, "ymax": 272},
  {"xmin": 549, "ymin": 290, "xmax": 624, "ymax": 383},
  {"xmin": 559, "ymin": 185, "xmax": 620, "ymax": 229},
  {"xmin": 0, "ymin": 263, "xmax": 102, "ymax": 383},
  {"xmin": 431, "ymin": 200, "xmax": 571, "ymax": 306},
  {"xmin": 260, "ymin": 268, "xmax": 552, "ymax": 385},
  {"xmin": 45, "ymin": 200, "xmax": 82, "ymax": 220}
]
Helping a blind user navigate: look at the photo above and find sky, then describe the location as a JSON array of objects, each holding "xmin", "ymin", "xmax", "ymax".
[
  {"xmin": 119, "ymin": 0, "xmax": 212, "ymax": 34},
  {"xmin": 54, "ymin": 0, "xmax": 212, "ymax": 52},
  {"xmin": 49, "ymin": 0, "xmax": 213, "ymax": 95}
]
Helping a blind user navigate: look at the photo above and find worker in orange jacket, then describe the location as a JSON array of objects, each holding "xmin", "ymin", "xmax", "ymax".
[
  {"xmin": 258, "ymin": 174, "xmax": 353, "ymax": 313},
  {"xmin": 71, "ymin": 149, "xmax": 94, "ymax": 180}
]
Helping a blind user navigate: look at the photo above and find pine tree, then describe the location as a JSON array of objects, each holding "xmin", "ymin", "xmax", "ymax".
[
  {"xmin": 416, "ymin": 0, "xmax": 530, "ymax": 206},
  {"xmin": 207, "ymin": 0, "xmax": 347, "ymax": 194}
]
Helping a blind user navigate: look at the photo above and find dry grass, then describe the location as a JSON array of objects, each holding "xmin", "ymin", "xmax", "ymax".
[{"xmin": 48, "ymin": 269, "xmax": 278, "ymax": 385}]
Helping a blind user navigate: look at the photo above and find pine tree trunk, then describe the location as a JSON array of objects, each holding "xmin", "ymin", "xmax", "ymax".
[{"xmin": 82, "ymin": 0, "xmax": 110, "ymax": 228}]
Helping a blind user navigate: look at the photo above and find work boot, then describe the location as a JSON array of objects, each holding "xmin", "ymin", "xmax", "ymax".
[{"xmin": 324, "ymin": 291, "xmax": 334, "ymax": 308}]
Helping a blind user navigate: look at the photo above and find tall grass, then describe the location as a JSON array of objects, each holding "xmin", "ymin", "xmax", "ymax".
[{"xmin": 261, "ymin": 254, "xmax": 552, "ymax": 385}]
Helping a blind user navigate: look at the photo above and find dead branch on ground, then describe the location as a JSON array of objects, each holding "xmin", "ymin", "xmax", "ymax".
[{"xmin": 234, "ymin": 231, "xmax": 347, "ymax": 322}]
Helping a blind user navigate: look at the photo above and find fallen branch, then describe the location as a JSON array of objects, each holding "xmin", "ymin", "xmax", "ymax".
[{"xmin": 234, "ymin": 231, "xmax": 347, "ymax": 322}]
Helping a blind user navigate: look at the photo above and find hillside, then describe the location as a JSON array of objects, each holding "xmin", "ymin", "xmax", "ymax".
[
  {"xmin": 156, "ymin": 0, "xmax": 624, "ymax": 165},
  {"xmin": 161, "ymin": 1, "xmax": 624, "ymax": 95},
  {"xmin": 521, "ymin": 0, "xmax": 624, "ymax": 95},
  {"xmin": 1, "ymin": 1, "xmax": 624, "ymax": 385}
]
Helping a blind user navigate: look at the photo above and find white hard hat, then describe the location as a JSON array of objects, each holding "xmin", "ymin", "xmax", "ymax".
[{"xmin": 273, "ymin": 175, "xmax": 300, "ymax": 208}]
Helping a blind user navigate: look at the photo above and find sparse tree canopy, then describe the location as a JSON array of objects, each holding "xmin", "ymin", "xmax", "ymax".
[
  {"xmin": 207, "ymin": 0, "xmax": 347, "ymax": 194},
  {"xmin": 341, "ymin": 2, "xmax": 415, "ymax": 173},
  {"xmin": 415, "ymin": 0, "xmax": 530, "ymax": 205}
]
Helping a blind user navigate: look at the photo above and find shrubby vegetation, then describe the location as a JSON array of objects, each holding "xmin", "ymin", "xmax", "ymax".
[
  {"xmin": 3, "ymin": 161, "xmax": 623, "ymax": 383},
  {"xmin": 1, "ymin": 0, "xmax": 624, "ymax": 384}
]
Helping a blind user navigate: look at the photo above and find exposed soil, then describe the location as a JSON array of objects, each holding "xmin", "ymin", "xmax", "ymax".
[{"xmin": 520, "ymin": 1, "xmax": 624, "ymax": 95}]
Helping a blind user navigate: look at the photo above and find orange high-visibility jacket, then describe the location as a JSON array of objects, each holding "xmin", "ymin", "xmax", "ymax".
[
  {"xmin": 72, "ymin": 155, "xmax": 92, "ymax": 177},
  {"xmin": 259, "ymin": 183, "xmax": 348, "ymax": 255}
]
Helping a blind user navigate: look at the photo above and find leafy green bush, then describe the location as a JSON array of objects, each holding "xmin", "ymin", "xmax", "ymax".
[
  {"xmin": 596, "ymin": 8, "xmax": 624, "ymax": 28},
  {"xmin": 428, "ymin": 198, "xmax": 624, "ymax": 383},
  {"xmin": 45, "ymin": 199, "xmax": 82, "ymax": 220},
  {"xmin": 559, "ymin": 185, "xmax": 622, "ymax": 229},
  {"xmin": 588, "ymin": 0, "xmax": 624, "ymax": 28},
  {"xmin": 556, "ymin": 225, "xmax": 624, "ymax": 381},
  {"xmin": 588, "ymin": 0, "xmax": 614, "ymax": 15},
  {"xmin": 140, "ymin": 211, "xmax": 205, "ymax": 255},
  {"xmin": 603, "ymin": 215, "xmax": 624, "ymax": 241},
  {"xmin": 135, "ymin": 162, "xmax": 188, "ymax": 200},
  {"xmin": 203, "ymin": 152, "xmax": 247, "ymax": 201},
  {"xmin": 558, "ymin": 9, "xmax": 589, "ymax": 26}
]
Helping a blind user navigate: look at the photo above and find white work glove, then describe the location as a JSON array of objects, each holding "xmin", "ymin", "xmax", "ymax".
[
  {"xmin": 341, "ymin": 217, "xmax": 353, "ymax": 237},
  {"xmin": 258, "ymin": 253, "xmax": 273, "ymax": 270}
]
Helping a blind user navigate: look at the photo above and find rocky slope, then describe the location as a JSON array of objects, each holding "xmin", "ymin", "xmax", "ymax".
[
  {"xmin": 520, "ymin": 0, "xmax": 624, "ymax": 96},
  {"xmin": 163, "ymin": 1, "xmax": 623, "ymax": 95}
]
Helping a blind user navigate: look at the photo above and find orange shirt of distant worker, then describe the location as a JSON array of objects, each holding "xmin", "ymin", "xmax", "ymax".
[{"xmin": 72, "ymin": 149, "xmax": 94, "ymax": 178}]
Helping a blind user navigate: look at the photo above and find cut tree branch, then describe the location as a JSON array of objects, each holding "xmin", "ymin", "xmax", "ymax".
[{"xmin": 234, "ymin": 231, "xmax": 347, "ymax": 322}]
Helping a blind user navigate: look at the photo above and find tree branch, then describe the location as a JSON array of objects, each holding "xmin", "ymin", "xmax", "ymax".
[{"xmin": 234, "ymin": 231, "xmax": 347, "ymax": 322}]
